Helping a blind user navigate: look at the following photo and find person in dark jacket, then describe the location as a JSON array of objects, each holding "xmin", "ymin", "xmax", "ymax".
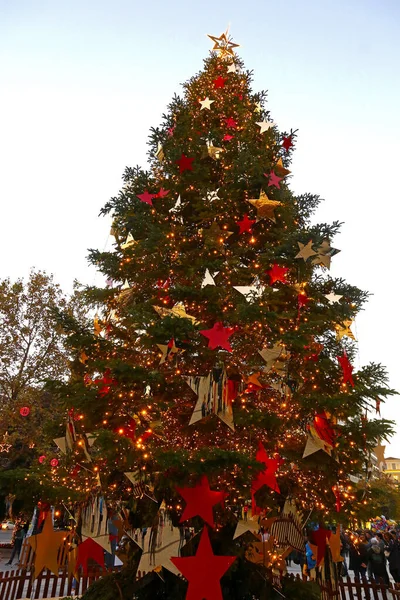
[
  {"xmin": 385, "ymin": 531, "xmax": 400, "ymax": 583},
  {"xmin": 367, "ymin": 542, "xmax": 389, "ymax": 584},
  {"xmin": 349, "ymin": 535, "xmax": 368, "ymax": 579}
]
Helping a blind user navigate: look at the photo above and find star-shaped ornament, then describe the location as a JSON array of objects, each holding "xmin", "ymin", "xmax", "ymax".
[
  {"xmin": 252, "ymin": 442, "xmax": 283, "ymax": 498},
  {"xmin": 177, "ymin": 475, "xmax": 226, "ymax": 527},
  {"xmin": 200, "ymin": 321, "xmax": 235, "ymax": 352},
  {"xmin": 247, "ymin": 190, "xmax": 281, "ymax": 222},
  {"xmin": 200, "ymin": 222, "xmax": 233, "ymax": 249},
  {"xmin": 155, "ymin": 142, "xmax": 164, "ymax": 162},
  {"xmin": 206, "ymin": 140, "xmax": 224, "ymax": 160},
  {"xmin": 156, "ymin": 187, "xmax": 169, "ymax": 198},
  {"xmin": 227, "ymin": 63, "xmax": 237, "ymax": 73},
  {"xmin": 213, "ymin": 75, "xmax": 227, "ymax": 89},
  {"xmin": 325, "ymin": 292, "xmax": 343, "ymax": 305},
  {"xmin": 312, "ymin": 239, "xmax": 340, "ymax": 269},
  {"xmin": 208, "ymin": 31, "xmax": 240, "ymax": 58},
  {"xmin": 266, "ymin": 264, "xmax": 290, "ymax": 284},
  {"xmin": 275, "ymin": 157, "xmax": 291, "ymax": 177},
  {"xmin": 256, "ymin": 120, "xmax": 275, "ymax": 134},
  {"xmin": 153, "ymin": 302, "xmax": 199, "ymax": 325},
  {"xmin": 236, "ymin": 214, "xmax": 256, "ymax": 234},
  {"xmin": 233, "ymin": 279, "xmax": 265, "ymax": 302},
  {"xmin": 223, "ymin": 133, "xmax": 234, "ymax": 141},
  {"xmin": 186, "ymin": 368, "xmax": 240, "ymax": 430},
  {"xmin": 120, "ymin": 232, "xmax": 136, "ymax": 250},
  {"xmin": 246, "ymin": 372, "xmax": 264, "ymax": 389},
  {"xmin": 137, "ymin": 190, "xmax": 155, "ymax": 206},
  {"xmin": 199, "ymin": 97, "xmax": 214, "ymax": 110},
  {"xmin": 28, "ymin": 515, "xmax": 66, "ymax": 577},
  {"xmin": 259, "ymin": 343, "xmax": 290, "ymax": 374},
  {"xmin": 225, "ymin": 117, "xmax": 238, "ymax": 129},
  {"xmin": 264, "ymin": 170, "xmax": 283, "ymax": 189},
  {"xmin": 201, "ymin": 268, "xmax": 218, "ymax": 288},
  {"xmin": 337, "ymin": 351, "xmax": 354, "ymax": 387},
  {"xmin": 157, "ymin": 338, "xmax": 183, "ymax": 365},
  {"xmin": 0, "ymin": 432, "xmax": 12, "ymax": 453},
  {"xmin": 205, "ymin": 188, "xmax": 220, "ymax": 203},
  {"xmin": 76, "ymin": 538, "xmax": 105, "ymax": 575},
  {"xmin": 295, "ymin": 241, "xmax": 317, "ymax": 262},
  {"xmin": 171, "ymin": 527, "xmax": 236, "ymax": 600},
  {"xmin": 335, "ymin": 319, "xmax": 356, "ymax": 341},
  {"xmin": 176, "ymin": 153, "xmax": 194, "ymax": 173},
  {"xmin": 282, "ymin": 135, "xmax": 294, "ymax": 151}
]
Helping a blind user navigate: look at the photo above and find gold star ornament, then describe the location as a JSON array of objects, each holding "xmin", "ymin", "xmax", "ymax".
[
  {"xmin": 153, "ymin": 302, "xmax": 199, "ymax": 325},
  {"xmin": 335, "ymin": 319, "xmax": 356, "ymax": 341},
  {"xmin": 28, "ymin": 515, "xmax": 67, "ymax": 577},
  {"xmin": 247, "ymin": 190, "xmax": 282, "ymax": 222},
  {"xmin": 207, "ymin": 31, "xmax": 240, "ymax": 58}
]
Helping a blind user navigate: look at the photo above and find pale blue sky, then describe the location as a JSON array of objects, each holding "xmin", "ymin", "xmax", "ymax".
[{"xmin": 1, "ymin": 0, "xmax": 400, "ymax": 453}]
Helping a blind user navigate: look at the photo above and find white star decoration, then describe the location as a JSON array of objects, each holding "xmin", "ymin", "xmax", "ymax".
[
  {"xmin": 256, "ymin": 120, "xmax": 275, "ymax": 134},
  {"xmin": 325, "ymin": 292, "xmax": 343, "ymax": 305},
  {"xmin": 233, "ymin": 279, "xmax": 265, "ymax": 302},
  {"xmin": 199, "ymin": 97, "xmax": 214, "ymax": 110}
]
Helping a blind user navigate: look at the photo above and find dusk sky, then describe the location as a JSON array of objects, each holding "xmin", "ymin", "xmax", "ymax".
[{"xmin": 1, "ymin": 1, "xmax": 399, "ymax": 453}]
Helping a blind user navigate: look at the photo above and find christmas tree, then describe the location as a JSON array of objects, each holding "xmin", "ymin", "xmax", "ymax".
[{"xmin": 51, "ymin": 32, "xmax": 395, "ymax": 599}]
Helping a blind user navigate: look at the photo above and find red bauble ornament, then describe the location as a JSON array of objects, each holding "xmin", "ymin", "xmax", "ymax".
[
  {"xmin": 20, "ymin": 406, "xmax": 30, "ymax": 417},
  {"xmin": 50, "ymin": 458, "xmax": 59, "ymax": 467},
  {"xmin": 177, "ymin": 475, "xmax": 227, "ymax": 528},
  {"xmin": 38, "ymin": 455, "xmax": 46, "ymax": 464},
  {"xmin": 170, "ymin": 528, "xmax": 236, "ymax": 600}
]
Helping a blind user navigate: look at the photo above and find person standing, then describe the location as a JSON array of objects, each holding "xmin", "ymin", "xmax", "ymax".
[
  {"xmin": 6, "ymin": 524, "xmax": 25, "ymax": 566},
  {"xmin": 367, "ymin": 541, "xmax": 389, "ymax": 585},
  {"xmin": 385, "ymin": 531, "xmax": 400, "ymax": 583}
]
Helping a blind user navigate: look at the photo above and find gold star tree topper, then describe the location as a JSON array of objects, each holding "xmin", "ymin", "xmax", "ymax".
[{"xmin": 207, "ymin": 31, "xmax": 240, "ymax": 58}]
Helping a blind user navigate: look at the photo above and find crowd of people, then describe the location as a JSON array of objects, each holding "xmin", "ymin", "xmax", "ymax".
[{"xmin": 302, "ymin": 528, "xmax": 400, "ymax": 585}]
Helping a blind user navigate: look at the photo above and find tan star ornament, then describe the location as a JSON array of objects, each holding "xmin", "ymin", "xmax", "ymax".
[
  {"xmin": 295, "ymin": 241, "xmax": 317, "ymax": 262},
  {"xmin": 247, "ymin": 190, "xmax": 282, "ymax": 222},
  {"xmin": 335, "ymin": 319, "xmax": 356, "ymax": 341},
  {"xmin": 275, "ymin": 157, "xmax": 291, "ymax": 177}
]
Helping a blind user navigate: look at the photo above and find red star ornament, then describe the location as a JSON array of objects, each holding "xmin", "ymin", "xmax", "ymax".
[
  {"xmin": 225, "ymin": 117, "xmax": 238, "ymax": 129},
  {"xmin": 337, "ymin": 351, "xmax": 354, "ymax": 387},
  {"xmin": 266, "ymin": 264, "xmax": 290, "ymax": 285},
  {"xmin": 156, "ymin": 187, "xmax": 170, "ymax": 198},
  {"xmin": 264, "ymin": 170, "xmax": 283, "ymax": 189},
  {"xmin": 223, "ymin": 134, "xmax": 234, "ymax": 141},
  {"xmin": 200, "ymin": 322, "xmax": 235, "ymax": 352},
  {"xmin": 115, "ymin": 417, "xmax": 136, "ymax": 442},
  {"xmin": 237, "ymin": 214, "xmax": 256, "ymax": 234},
  {"xmin": 311, "ymin": 526, "xmax": 331, "ymax": 565},
  {"xmin": 137, "ymin": 190, "xmax": 155, "ymax": 205},
  {"xmin": 177, "ymin": 475, "xmax": 227, "ymax": 527},
  {"xmin": 213, "ymin": 75, "xmax": 227, "ymax": 89},
  {"xmin": 76, "ymin": 538, "xmax": 105, "ymax": 576},
  {"xmin": 282, "ymin": 135, "xmax": 294, "ymax": 151},
  {"xmin": 170, "ymin": 527, "xmax": 236, "ymax": 600},
  {"xmin": 251, "ymin": 442, "xmax": 283, "ymax": 496},
  {"xmin": 313, "ymin": 412, "xmax": 336, "ymax": 446},
  {"xmin": 176, "ymin": 153, "xmax": 195, "ymax": 173}
]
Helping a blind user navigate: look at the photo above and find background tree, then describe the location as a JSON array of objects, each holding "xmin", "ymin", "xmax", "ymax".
[
  {"xmin": 50, "ymin": 34, "xmax": 395, "ymax": 598},
  {"xmin": 0, "ymin": 270, "xmax": 83, "ymax": 514}
]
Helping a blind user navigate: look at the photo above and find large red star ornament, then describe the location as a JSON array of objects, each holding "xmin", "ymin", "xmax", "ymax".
[
  {"xmin": 136, "ymin": 190, "xmax": 155, "ymax": 205},
  {"xmin": 282, "ymin": 135, "xmax": 294, "ymax": 151},
  {"xmin": 170, "ymin": 527, "xmax": 236, "ymax": 600},
  {"xmin": 97, "ymin": 369, "xmax": 117, "ymax": 396},
  {"xmin": 237, "ymin": 214, "xmax": 256, "ymax": 234},
  {"xmin": 251, "ymin": 442, "xmax": 283, "ymax": 498},
  {"xmin": 200, "ymin": 322, "xmax": 235, "ymax": 352},
  {"xmin": 266, "ymin": 264, "xmax": 290, "ymax": 285},
  {"xmin": 76, "ymin": 538, "xmax": 105, "ymax": 576},
  {"xmin": 225, "ymin": 117, "xmax": 238, "ymax": 129},
  {"xmin": 176, "ymin": 153, "xmax": 195, "ymax": 173},
  {"xmin": 115, "ymin": 417, "xmax": 136, "ymax": 442},
  {"xmin": 264, "ymin": 170, "xmax": 283, "ymax": 188},
  {"xmin": 213, "ymin": 75, "xmax": 227, "ymax": 89},
  {"xmin": 337, "ymin": 351, "xmax": 354, "ymax": 387},
  {"xmin": 177, "ymin": 475, "xmax": 227, "ymax": 527},
  {"xmin": 311, "ymin": 526, "xmax": 331, "ymax": 565}
]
